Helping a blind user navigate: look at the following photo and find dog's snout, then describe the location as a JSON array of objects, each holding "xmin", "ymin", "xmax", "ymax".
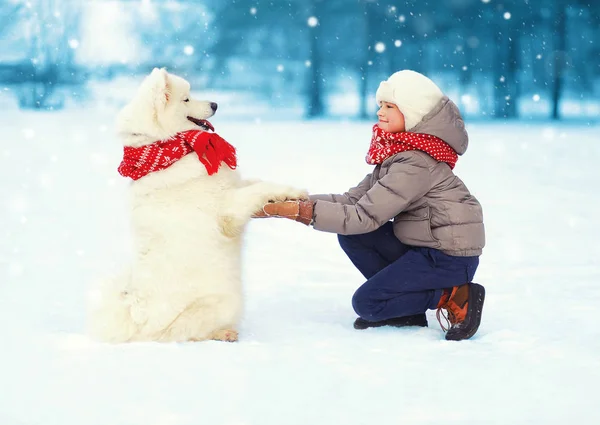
[{"xmin": 210, "ymin": 102, "xmax": 218, "ymax": 112}]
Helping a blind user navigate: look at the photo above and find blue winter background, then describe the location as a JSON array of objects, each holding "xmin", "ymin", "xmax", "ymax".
[{"xmin": 1, "ymin": 1, "xmax": 599, "ymax": 425}]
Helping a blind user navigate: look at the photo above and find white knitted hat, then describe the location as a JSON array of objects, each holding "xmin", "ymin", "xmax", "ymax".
[{"xmin": 375, "ymin": 70, "xmax": 444, "ymax": 131}]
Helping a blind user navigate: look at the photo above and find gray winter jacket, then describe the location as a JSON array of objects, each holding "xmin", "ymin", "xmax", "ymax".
[{"xmin": 309, "ymin": 96, "xmax": 485, "ymax": 257}]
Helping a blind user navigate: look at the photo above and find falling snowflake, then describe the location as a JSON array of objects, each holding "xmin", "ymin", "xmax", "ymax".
[
  {"xmin": 307, "ymin": 16, "xmax": 318, "ymax": 27},
  {"xmin": 183, "ymin": 45, "xmax": 194, "ymax": 56},
  {"xmin": 374, "ymin": 42, "xmax": 385, "ymax": 53},
  {"xmin": 394, "ymin": 40, "xmax": 402, "ymax": 47}
]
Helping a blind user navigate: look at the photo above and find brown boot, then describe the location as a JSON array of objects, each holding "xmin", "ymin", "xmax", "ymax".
[{"xmin": 436, "ymin": 282, "xmax": 485, "ymax": 341}]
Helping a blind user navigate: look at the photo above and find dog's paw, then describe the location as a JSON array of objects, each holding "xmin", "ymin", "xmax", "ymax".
[
  {"xmin": 209, "ymin": 329, "xmax": 238, "ymax": 342},
  {"xmin": 266, "ymin": 187, "xmax": 309, "ymax": 202},
  {"xmin": 285, "ymin": 188, "xmax": 309, "ymax": 200}
]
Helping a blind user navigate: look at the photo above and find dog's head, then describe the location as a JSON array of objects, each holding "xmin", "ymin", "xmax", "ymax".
[{"xmin": 117, "ymin": 68, "xmax": 217, "ymax": 146}]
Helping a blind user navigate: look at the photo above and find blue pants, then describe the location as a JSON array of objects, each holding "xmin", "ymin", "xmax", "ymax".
[{"xmin": 338, "ymin": 222, "xmax": 479, "ymax": 322}]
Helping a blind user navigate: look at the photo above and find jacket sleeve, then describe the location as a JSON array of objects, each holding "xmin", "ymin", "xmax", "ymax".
[
  {"xmin": 312, "ymin": 158, "xmax": 431, "ymax": 235},
  {"xmin": 309, "ymin": 173, "xmax": 372, "ymax": 205}
]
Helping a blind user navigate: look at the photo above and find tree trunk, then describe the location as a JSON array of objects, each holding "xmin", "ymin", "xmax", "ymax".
[
  {"xmin": 358, "ymin": 0, "xmax": 377, "ymax": 120},
  {"xmin": 18, "ymin": 0, "xmax": 79, "ymax": 110},
  {"xmin": 306, "ymin": 0, "xmax": 324, "ymax": 118},
  {"xmin": 506, "ymin": 26, "xmax": 520, "ymax": 118},
  {"xmin": 493, "ymin": 25, "xmax": 520, "ymax": 118},
  {"xmin": 552, "ymin": 2, "xmax": 567, "ymax": 120}
]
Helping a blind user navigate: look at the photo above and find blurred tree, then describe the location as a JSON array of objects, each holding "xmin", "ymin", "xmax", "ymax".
[
  {"xmin": 549, "ymin": 0, "xmax": 600, "ymax": 120},
  {"xmin": 199, "ymin": 0, "xmax": 328, "ymax": 117},
  {"xmin": 131, "ymin": 0, "xmax": 211, "ymax": 72},
  {"xmin": 305, "ymin": 0, "xmax": 324, "ymax": 117},
  {"xmin": 551, "ymin": 0, "xmax": 568, "ymax": 120},
  {"xmin": 440, "ymin": 0, "xmax": 489, "ymax": 106},
  {"xmin": 9, "ymin": 0, "xmax": 83, "ymax": 109},
  {"xmin": 358, "ymin": 0, "xmax": 379, "ymax": 119},
  {"xmin": 2, "ymin": 0, "xmax": 596, "ymax": 121},
  {"xmin": 167, "ymin": 0, "xmax": 313, "ymax": 112},
  {"xmin": 0, "ymin": 1, "xmax": 26, "ymax": 82},
  {"xmin": 349, "ymin": 0, "xmax": 422, "ymax": 119},
  {"xmin": 0, "ymin": 1, "xmax": 23, "ymax": 33},
  {"xmin": 489, "ymin": 1, "xmax": 523, "ymax": 119}
]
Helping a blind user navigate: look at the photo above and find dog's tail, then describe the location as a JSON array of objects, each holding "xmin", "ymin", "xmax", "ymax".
[{"xmin": 87, "ymin": 271, "xmax": 139, "ymax": 343}]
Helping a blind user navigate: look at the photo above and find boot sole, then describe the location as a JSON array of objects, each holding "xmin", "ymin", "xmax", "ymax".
[
  {"xmin": 445, "ymin": 283, "xmax": 485, "ymax": 341},
  {"xmin": 354, "ymin": 314, "xmax": 428, "ymax": 330}
]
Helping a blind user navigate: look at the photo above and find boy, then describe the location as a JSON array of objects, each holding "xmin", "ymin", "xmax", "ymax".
[{"xmin": 253, "ymin": 70, "xmax": 485, "ymax": 341}]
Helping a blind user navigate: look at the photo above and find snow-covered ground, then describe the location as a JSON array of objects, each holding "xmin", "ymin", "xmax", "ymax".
[{"xmin": 1, "ymin": 108, "xmax": 599, "ymax": 425}]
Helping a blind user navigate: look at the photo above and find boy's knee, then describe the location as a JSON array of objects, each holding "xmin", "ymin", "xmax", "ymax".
[{"xmin": 352, "ymin": 287, "xmax": 382, "ymax": 322}]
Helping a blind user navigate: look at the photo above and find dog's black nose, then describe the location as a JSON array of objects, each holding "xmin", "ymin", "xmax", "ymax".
[{"xmin": 210, "ymin": 102, "xmax": 218, "ymax": 112}]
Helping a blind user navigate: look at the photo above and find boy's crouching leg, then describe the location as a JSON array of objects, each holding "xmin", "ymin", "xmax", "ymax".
[{"xmin": 351, "ymin": 285, "xmax": 428, "ymax": 329}]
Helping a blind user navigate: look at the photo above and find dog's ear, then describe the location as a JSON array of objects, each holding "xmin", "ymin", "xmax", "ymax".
[{"xmin": 147, "ymin": 67, "xmax": 171, "ymax": 111}]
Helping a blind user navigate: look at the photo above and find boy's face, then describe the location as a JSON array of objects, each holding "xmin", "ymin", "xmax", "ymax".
[{"xmin": 377, "ymin": 102, "xmax": 406, "ymax": 133}]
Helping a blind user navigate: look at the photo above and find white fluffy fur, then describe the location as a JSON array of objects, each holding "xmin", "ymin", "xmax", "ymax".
[{"xmin": 88, "ymin": 68, "xmax": 307, "ymax": 343}]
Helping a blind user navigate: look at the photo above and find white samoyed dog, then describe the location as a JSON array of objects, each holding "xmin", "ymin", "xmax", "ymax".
[{"xmin": 88, "ymin": 68, "xmax": 306, "ymax": 343}]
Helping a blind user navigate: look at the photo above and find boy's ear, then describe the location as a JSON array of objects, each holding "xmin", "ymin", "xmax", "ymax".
[{"xmin": 147, "ymin": 67, "xmax": 171, "ymax": 111}]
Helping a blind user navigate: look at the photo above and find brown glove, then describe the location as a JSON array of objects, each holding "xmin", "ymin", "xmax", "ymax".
[{"xmin": 252, "ymin": 200, "xmax": 314, "ymax": 225}]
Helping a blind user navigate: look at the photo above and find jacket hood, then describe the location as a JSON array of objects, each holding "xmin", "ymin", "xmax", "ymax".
[{"xmin": 409, "ymin": 96, "xmax": 469, "ymax": 155}]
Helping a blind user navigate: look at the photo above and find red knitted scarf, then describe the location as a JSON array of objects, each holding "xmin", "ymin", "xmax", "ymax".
[
  {"xmin": 366, "ymin": 124, "xmax": 458, "ymax": 169},
  {"xmin": 118, "ymin": 129, "xmax": 237, "ymax": 180}
]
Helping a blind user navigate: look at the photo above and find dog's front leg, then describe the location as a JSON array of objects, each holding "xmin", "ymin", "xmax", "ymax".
[
  {"xmin": 219, "ymin": 182, "xmax": 308, "ymax": 237},
  {"xmin": 236, "ymin": 178, "xmax": 262, "ymax": 188}
]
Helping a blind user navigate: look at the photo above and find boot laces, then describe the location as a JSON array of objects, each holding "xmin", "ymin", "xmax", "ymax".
[{"xmin": 436, "ymin": 307, "xmax": 456, "ymax": 332}]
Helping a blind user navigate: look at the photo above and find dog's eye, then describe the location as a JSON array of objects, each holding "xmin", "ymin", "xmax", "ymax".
[{"xmin": 183, "ymin": 98, "xmax": 189, "ymax": 103}]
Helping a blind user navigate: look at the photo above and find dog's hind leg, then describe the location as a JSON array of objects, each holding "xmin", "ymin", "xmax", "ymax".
[
  {"xmin": 159, "ymin": 294, "xmax": 242, "ymax": 343},
  {"xmin": 87, "ymin": 272, "xmax": 140, "ymax": 343}
]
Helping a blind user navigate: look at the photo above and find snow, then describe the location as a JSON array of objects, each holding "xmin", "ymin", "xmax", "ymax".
[{"xmin": 1, "ymin": 109, "xmax": 599, "ymax": 425}]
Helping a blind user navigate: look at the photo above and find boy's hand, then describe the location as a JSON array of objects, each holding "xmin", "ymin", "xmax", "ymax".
[{"xmin": 252, "ymin": 200, "xmax": 314, "ymax": 225}]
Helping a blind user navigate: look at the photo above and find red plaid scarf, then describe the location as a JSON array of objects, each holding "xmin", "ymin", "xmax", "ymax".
[
  {"xmin": 118, "ymin": 130, "xmax": 237, "ymax": 180},
  {"xmin": 366, "ymin": 124, "xmax": 458, "ymax": 169}
]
